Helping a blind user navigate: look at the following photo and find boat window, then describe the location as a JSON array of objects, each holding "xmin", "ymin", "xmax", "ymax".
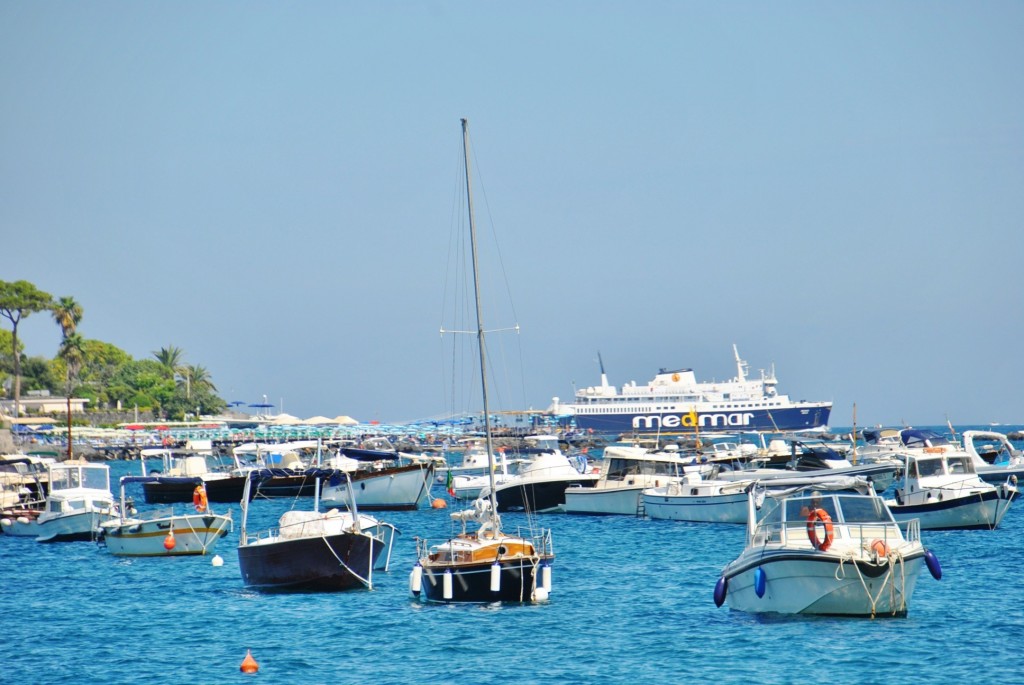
[
  {"xmin": 789, "ymin": 495, "xmax": 835, "ymax": 522},
  {"xmin": 947, "ymin": 456, "xmax": 975, "ymax": 475},
  {"xmin": 916, "ymin": 458, "xmax": 944, "ymax": 477},
  {"xmin": 82, "ymin": 469, "xmax": 109, "ymax": 490},
  {"xmin": 837, "ymin": 496, "xmax": 889, "ymax": 523},
  {"xmin": 51, "ymin": 469, "xmax": 81, "ymax": 490},
  {"xmin": 606, "ymin": 459, "xmax": 634, "ymax": 479}
]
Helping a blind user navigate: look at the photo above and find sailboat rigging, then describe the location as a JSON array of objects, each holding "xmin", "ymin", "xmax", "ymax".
[{"xmin": 410, "ymin": 118, "xmax": 554, "ymax": 603}]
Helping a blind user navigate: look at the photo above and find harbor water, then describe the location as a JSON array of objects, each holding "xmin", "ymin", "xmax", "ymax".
[{"xmin": 3, "ymin": 426, "xmax": 1023, "ymax": 684}]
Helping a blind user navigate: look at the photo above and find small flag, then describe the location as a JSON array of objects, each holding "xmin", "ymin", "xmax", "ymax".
[{"xmin": 446, "ymin": 468, "xmax": 455, "ymax": 496}]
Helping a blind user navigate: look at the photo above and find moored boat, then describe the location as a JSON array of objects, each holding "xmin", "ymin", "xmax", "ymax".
[
  {"xmin": 237, "ymin": 469, "xmax": 397, "ymax": 591},
  {"xmin": 715, "ymin": 482, "xmax": 941, "ymax": 616},
  {"xmin": 886, "ymin": 451, "xmax": 1018, "ymax": 530},
  {"xmin": 99, "ymin": 476, "xmax": 232, "ymax": 556},
  {"xmin": 564, "ymin": 444, "xmax": 707, "ymax": 516},
  {"xmin": 410, "ymin": 118, "xmax": 555, "ymax": 604},
  {"xmin": 3, "ymin": 461, "xmax": 117, "ymax": 542}
]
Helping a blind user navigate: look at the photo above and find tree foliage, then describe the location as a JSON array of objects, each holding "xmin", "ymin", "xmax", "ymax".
[
  {"xmin": 0, "ymin": 280, "xmax": 228, "ymax": 421},
  {"xmin": 0, "ymin": 279, "xmax": 53, "ymax": 414}
]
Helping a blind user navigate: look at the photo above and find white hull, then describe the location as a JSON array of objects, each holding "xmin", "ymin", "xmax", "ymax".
[
  {"xmin": 725, "ymin": 552, "xmax": 924, "ymax": 615},
  {"xmin": 887, "ymin": 486, "xmax": 1017, "ymax": 530},
  {"xmin": 564, "ymin": 484, "xmax": 645, "ymax": 516},
  {"xmin": 321, "ymin": 467, "xmax": 433, "ymax": 510},
  {"xmin": 643, "ymin": 486, "xmax": 750, "ymax": 523},
  {"xmin": 30, "ymin": 508, "xmax": 116, "ymax": 542},
  {"xmin": 101, "ymin": 513, "xmax": 232, "ymax": 556}
]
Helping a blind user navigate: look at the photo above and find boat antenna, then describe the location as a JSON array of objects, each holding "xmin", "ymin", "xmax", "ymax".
[
  {"xmin": 462, "ymin": 118, "xmax": 500, "ymax": 528},
  {"xmin": 851, "ymin": 402, "xmax": 858, "ymax": 465}
]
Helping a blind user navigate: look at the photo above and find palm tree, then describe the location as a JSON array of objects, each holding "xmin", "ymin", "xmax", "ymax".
[
  {"xmin": 153, "ymin": 345, "xmax": 185, "ymax": 380},
  {"xmin": 52, "ymin": 296, "xmax": 83, "ymax": 338},
  {"xmin": 178, "ymin": 363, "xmax": 217, "ymax": 400},
  {"xmin": 58, "ymin": 333, "xmax": 85, "ymax": 459}
]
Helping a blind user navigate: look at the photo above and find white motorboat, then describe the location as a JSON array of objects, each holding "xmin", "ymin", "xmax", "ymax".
[
  {"xmin": 99, "ymin": 476, "xmax": 233, "ymax": 556},
  {"xmin": 448, "ymin": 450, "xmax": 521, "ymax": 500},
  {"xmin": 319, "ymin": 447, "xmax": 435, "ymax": 511},
  {"xmin": 435, "ymin": 438, "xmax": 527, "ymax": 484},
  {"xmin": 960, "ymin": 430, "xmax": 1024, "ymax": 485},
  {"xmin": 886, "ymin": 451, "xmax": 1018, "ymax": 530},
  {"xmin": 3, "ymin": 461, "xmax": 117, "ymax": 542},
  {"xmin": 644, "ymin": 474, "xmax": 872, "ymax": 524},
  {"xmin": 482, "ymin": 448, "xmax": 600, "ymax": 513},
  {"xmin": 643, "ymin": 475, "xmax": 752, "ymax": 523},
  {"xmin": 717, "ymin": 440, "xmax": 898, "ymax": 493},
  {"xmin": 564, "ymin": 445, "xmax": 707, "ymax": 516},
  {"xmin": 715, "ymin": 482, "xmax": 941, "ymax": 616}
]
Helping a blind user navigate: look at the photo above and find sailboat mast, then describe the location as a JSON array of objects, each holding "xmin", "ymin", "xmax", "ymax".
[{"xmin": 461, "ymin": 118, "xmax": 500, "ymax": 510}]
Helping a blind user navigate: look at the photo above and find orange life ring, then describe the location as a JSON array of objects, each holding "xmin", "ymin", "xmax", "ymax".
[
  {"xmin": 192, "ymin": 485, "xmax": 208, "ymax": 513},
  {"xmin": 806, "ymin": 508, "xmax": 834, "ymax": 551}
]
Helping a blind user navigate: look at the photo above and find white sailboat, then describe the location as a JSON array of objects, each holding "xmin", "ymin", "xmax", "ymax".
[{"xmin": 411, "ymin": 119, "xmax": 554, "ymax": 603}]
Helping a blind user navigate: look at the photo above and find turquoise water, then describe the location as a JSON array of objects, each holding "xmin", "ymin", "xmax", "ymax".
[{"xmin": 3, "ymin": 426, "xmax": 1023, "ymax": 684}]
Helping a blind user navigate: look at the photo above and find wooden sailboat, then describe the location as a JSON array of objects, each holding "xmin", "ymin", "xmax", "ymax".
[{"xmin": 410, "ymin": 118, "xmax": 554, "ymax": 603}]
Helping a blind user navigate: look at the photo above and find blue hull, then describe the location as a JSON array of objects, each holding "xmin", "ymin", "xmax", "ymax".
[{"xmin": 572, "ymin": 404, "xmax": 832, "ymax": 434}]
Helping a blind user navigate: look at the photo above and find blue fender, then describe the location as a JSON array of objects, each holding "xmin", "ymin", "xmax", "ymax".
[
  {"xmin": 713, "ymin": 576, "xmax": 728, "ymax": 607},
  {"xmin": 924, "ymin": 549, "xmax": 942, "ymax": 580},
  {"xmin": 754, "ymin": 567, "xmax": 767, "ymax": 598}
]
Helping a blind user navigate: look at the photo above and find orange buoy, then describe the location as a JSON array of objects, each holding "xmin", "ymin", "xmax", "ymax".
[
  {"xmin": 240, "ymin": 649, "xmax": 259, "ymax": 673},
  {"xmin": 163, "ymin": 531, "xmax": 176, "ymax": 551},
  {"xmin": 870, "ymin": 539, "xmax": 889, "ymax": 557},
  {"xmin": 431, "ymin": 498, "xmax": 447, "ymax": 509}
]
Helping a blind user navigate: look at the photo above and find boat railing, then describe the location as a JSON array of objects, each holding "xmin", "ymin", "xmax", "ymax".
[
  {"xmin": 243, "ymin": 526, "xmax": 281, "ymax": 545},
  {"xmin": 758, "ymin": 518, "xmax": 915, "ymax": 549},
  {"xmin": 898, "ymin": 518, "xmax": 922, "ymax": 543}
]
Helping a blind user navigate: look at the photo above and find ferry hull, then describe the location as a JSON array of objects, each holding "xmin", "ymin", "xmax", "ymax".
[{"xmin": 572, "ymin": 404, "xmax": 832, "ymax": 435}]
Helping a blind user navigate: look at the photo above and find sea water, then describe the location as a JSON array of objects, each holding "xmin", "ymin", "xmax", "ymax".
[{"xmin": 3, "ymin": 426, "xmax": 1023, "ymax": 685}]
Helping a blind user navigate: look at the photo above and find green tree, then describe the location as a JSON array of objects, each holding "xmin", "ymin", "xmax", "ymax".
[
  {"xmin": 108, "ymin": 359, "xmax": 176, "ymax": 417},
  {"xmin": 153, "ymin": 345, "xmax": 185, "ymax": 380},
  {"xmin": 78, "ymin": 340, "xmax": 132, "ymax": 408},
  {"xmin": 20, "ymin": 356, "xmax": 58, "ymax": 393},
  {"xmin": 0, "ymin": 280, "xmax": 53, "ymax": 417},
  {"xmin": 0, "ymin": 328, "xmax": 22, "ymax": 386}
]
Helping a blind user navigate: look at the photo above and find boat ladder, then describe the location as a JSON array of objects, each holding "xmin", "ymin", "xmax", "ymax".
[{"xmin": 635, "ymin": 499, "xmax": 646, "ymax": 519}]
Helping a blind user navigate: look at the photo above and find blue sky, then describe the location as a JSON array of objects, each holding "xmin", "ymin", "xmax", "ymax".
[{"xmin": 2, "ymin": 3, "xmax": 1022, "ymax": 427}]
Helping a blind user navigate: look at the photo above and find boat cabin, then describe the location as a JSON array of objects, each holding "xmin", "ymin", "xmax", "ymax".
[{"xmin": 751, "ymin": 489, "xmax": 908, "ymax": 550}]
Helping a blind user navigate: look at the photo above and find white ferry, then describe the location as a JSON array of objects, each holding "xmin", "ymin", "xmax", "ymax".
[{"xmin": 548, "ymin": 345, "xmax": 831, "ymax": 435}]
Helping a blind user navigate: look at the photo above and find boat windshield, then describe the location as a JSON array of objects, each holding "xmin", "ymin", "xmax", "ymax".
[
  {"xmin": 768, "ymin": 492, "xmax": 891, "ymax": 526},
  {"xmin": 606, "ymin": 457, "xmax": 681, "ymax": 479},
  {"xmin": 908, "ymin": 457, "xmax": 945, "ymax": 478},
  {"xmin": 50, "ymin": 466, "xmax": 107, "ymax": 492},
  {"xmin": 82, "ymin": 467, "xmax": 110, "ymax": 491},
  {"xmin": 946, "ymin": 455, "xmax": 976, "ymax": 475}
]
